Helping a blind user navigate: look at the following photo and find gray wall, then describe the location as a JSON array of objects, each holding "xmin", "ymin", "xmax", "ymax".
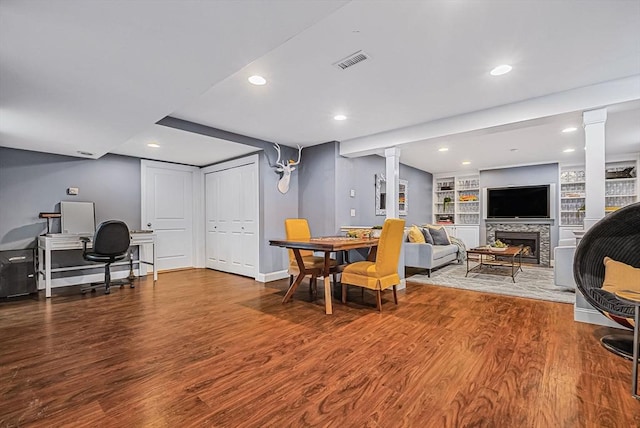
[
  {"xmin": 299, "ymin": 142, "xmax": 433, "ymax": 234},
  {"xmin": 259, "ymin": 151, "xmax": 299, "ymax": 274},
  {"xmin": 0, "ymin": 147, "xmax": 141, "ymax": 250},
  {"xmin": 351, "ymin": 155, "xmax": 433, "ymax": 227},
  {"xmin": 479, "ymin": 163, "xmax": 559, "ymax": 248},
  {"xmin": 299, "ymin": 142, "xmax": 338, "ymax": 235}
]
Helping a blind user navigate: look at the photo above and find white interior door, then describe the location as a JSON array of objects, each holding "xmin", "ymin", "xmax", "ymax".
[
  {"xmin": 143, "ymin": 161, "xmax": 196, "ymax": 271},
  {"xmin": 205, "ymin": 158, "xmax": 258, "ymax": 278},
  {"xmin": 229, "ymin": 163, "xmax": 257, "ymax": 276},
  {"xmin": 205, "ymin": 171, "xmax": 228, "ymax": 271}
]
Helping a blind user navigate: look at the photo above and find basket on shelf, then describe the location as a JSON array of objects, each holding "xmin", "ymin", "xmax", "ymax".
[{"xmin": 605, "ymin": 166, "xmax": 636, "ymax": 179}]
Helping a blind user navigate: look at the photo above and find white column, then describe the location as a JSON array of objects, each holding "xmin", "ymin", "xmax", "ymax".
[
  {"xmin": 384, "ymin": 147, "xmax": 405, "ymax": 289},
  {"xmin": 384, "ymin": 147, "xmax": 401, "ymax": 219},
  {"xmin": 582, "ymin": 108, "xmax": 607, "ymax": 230}
]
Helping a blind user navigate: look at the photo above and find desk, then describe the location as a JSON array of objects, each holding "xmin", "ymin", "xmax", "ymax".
[
  {"xmin": 37, "ymin": 232, "xmax": 157, "ymax": 298},
  {"xmin": 614, "ymin": 290, "xmax": 640, "ymax": 400},
  {"xmin": 269, "ymin": 236, "xmax": 378, "ymax": 314}
]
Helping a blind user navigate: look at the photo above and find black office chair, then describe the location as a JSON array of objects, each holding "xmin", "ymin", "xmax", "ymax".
[{"xmin": 81, "ymin": 220, "xmax": 131, "ymax": 295}]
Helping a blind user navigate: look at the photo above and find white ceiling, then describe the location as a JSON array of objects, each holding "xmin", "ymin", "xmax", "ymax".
[{"xmin": 1, "ymin": 0, "xmax": 639, "ymax": 171}]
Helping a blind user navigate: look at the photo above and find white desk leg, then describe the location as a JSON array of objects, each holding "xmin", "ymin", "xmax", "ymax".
[
  {"xmin": 153, "ymin": 241, "xmax": 157, "ymax": 282},
  {"xmin": 45, "ymin": 246, "xmax": 52, "ymax": 298},
  {"xmin": 37, "ymin": 245, "xmax": 44, "ymax": 291}
]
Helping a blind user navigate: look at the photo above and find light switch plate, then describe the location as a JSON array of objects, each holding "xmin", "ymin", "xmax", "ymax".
[
  {"xmin": 350, "ymin": 208, "xmax": 356, "ymax": 217},
  {"xmin": 350, "ymin": 189, "xmax": 356, "ymax": 197},
  {"xmin": 67, "ymin": 187, "xmax": 79, "ymax": 195}
]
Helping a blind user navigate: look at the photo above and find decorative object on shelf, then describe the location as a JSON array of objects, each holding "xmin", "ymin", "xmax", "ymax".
[
  {"xmin": 375, "ymin": 173, "xmax": 408, "ymax": 216},
  {"xmin": 273, "ymin": 143, "xmax": 302, "ymax": 194},
  {"xmin": 443, "ymin": 196, "xmax": 452, "ymax": 212},
  {"xmin": 370, "ymin": 225, "xmax": 383, "ymax": 238}
]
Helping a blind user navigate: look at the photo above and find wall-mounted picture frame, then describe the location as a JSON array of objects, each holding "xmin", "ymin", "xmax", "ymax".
[{"xmin": 375, "ymin": 173, "xmax": 408, "ymax": 216}]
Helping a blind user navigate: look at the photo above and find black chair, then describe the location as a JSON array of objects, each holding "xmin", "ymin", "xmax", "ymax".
[
  {"xmin": 573, "ymin": 202, "xmax": 640, "ymax": 359},
  {"xmin": 81, "ymin": 220, "xmax": 131, "ymax": 295}
]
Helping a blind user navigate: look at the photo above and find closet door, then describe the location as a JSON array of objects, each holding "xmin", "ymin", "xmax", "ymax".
[
  {"xmin": 227, "ymin": 164, "xmax": 257, "ymax": 276},
  {"xmin": 205, "ymin": 160, "xmax": 258, "ymax": 278},
  {"xmin": 205, "ymin": 171, "xmax": 227, "ymax": 271}
]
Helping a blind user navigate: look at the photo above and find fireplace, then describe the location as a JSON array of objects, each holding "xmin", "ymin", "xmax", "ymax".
[
  {"xmin": 495, "ymin": 231, "xmax": 540, "ymax": 264},
  {"xmin": 486, "ymin": 222, "xmax": 550, "ymax": 266}
]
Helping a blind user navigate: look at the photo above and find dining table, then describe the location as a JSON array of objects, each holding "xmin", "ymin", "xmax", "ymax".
[{"xmin": 269, "ymin": 236, "xmax": 379, "ymax": 314}]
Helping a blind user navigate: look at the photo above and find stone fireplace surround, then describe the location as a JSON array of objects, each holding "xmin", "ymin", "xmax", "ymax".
[{"xmin": 486, "ymin": 222, "xmax": 551, "ymax": 267}]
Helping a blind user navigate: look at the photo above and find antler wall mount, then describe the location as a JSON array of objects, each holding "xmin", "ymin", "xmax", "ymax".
[{"xmin": 273, "ymin": 143, "xmax": 302, "ymax": 194}]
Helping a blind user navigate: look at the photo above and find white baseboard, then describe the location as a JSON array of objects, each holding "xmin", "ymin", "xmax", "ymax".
[
  {"xmin": 574, "ymin": 306, "xmax": 625, "ymax": 329},
  {"xmin": 256, "ymin": 270, "xmax": 289, "ymax": 283},
  {"xmin": 40, "ymin": 269, "xmax": 140, "ymax": 290},
  {"xmin": 397, "ymin": 278, "xmax": 406, "ymax": 290}
]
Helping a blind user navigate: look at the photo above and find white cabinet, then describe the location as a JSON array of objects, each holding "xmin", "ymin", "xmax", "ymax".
[
  {"xmin": 433, "ymin": 174, "xmax": 479, "ymax": 225},
  {"xmin": 443, "ymin": 225, "xmax": 479, "ymax": 249}
]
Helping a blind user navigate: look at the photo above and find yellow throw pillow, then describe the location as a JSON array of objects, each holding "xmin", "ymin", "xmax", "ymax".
[
  {"xmin": 602, "ymin": 257, "xmax": 640, "ymax": 295},
  {"xmin": 407, "ymin": 225, "xmax": 426, "ymax": 243}
]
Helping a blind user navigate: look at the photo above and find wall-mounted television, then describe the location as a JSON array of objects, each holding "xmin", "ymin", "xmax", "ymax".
[{"xmin": 486, "ymin": 185, "xmax": 551, "ymax": 219}]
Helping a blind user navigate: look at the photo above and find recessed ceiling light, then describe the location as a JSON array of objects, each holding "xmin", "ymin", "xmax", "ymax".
[
  {"xmin": 490, "ymin": 64, "xmax": 512, "ymax": 76},
  {"xmin": 248, "ymin": 75, "xmax": 266, "ymax": 85},
  {"xmin": 562, "ymin": 127, "xmax": 578, "ymax": 133},
  {"xmin": 147, "ymin": 143, "xmax": 160, "ymax": 148},
  {"xmin": 462, "ymin": 161, "xmax": 471, "ymax": 165},
  {"xmin": 334, "ymin": 114, "xmax": 347, "ymax": 121},
  {"xmin": 438, "ymin": 147, "xmax": 449, "ymax": 152},
  {"xmin": 563, "ymin": 148, "xmax": 575, "ymax": 153}
]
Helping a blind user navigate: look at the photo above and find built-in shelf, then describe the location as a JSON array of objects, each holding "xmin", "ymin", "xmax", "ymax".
[
  {"xmin": 560, "ymin": 160, "xmax": 637, "ymax": 226},
  {"xmin": 433, "ymin": 174, "xmax": 480, "ymax": 225}
]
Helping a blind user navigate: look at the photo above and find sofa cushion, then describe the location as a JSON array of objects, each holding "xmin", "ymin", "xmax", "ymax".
[
  {"xmin": 426, "ymin": 225, "xmax": 451, "ymax": 245},
  {"xmin": 407, "ymin": 225, "xmax": 425, "ymax": 243},
  {"xmin": 432, "ymin": 244, "xmax": 458, "ymax": 261},
  {"xmin": 420, "ymin": 227, "xmax": 434, "ymax": 245},
  {"xmin": 602, "ymin": 256, "xmax": 640, "ymax": 294}
]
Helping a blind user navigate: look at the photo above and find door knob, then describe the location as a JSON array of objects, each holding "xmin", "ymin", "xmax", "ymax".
[{"xmin": 147, "ymin": 223, "xmax": 152, "ymax": 227}]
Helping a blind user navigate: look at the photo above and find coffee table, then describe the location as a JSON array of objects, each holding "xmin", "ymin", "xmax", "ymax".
[{"xmin": 466, "ymin": 245, "xmax": 523, "ymax": 283}]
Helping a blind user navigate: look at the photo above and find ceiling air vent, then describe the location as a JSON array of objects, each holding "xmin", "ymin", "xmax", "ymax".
[{"xmin": 333, "ymin": 50, "xmax": 370, "ymax": 70}]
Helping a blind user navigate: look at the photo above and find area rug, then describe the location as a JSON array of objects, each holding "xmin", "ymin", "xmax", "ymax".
[{"xmin": 407, "ymin": 263, "xmax": 575, "ymax": 304}]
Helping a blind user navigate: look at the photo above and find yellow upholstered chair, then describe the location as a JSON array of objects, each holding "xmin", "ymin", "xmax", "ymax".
[
  {"xmin": 284, "ymin": 218, "xmax": 338, "ymax": 298},
  {"xmin": 341, "ymin": 218, "xmax": 405, "ymax": 312}
]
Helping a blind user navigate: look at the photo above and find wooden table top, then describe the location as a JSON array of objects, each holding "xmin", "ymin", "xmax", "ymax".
[
  {"xmin": 269, "ymin": 236, "xmax": 379, "ymax": 252},
  {"xmin": 467, "ymin": 245, "xmax": 523, "ymax": 256}
]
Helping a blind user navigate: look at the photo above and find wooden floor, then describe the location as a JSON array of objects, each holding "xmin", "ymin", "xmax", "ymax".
[{"xmin": 1, "ymin": 269, "xmax": 638, "ymax": 427}]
